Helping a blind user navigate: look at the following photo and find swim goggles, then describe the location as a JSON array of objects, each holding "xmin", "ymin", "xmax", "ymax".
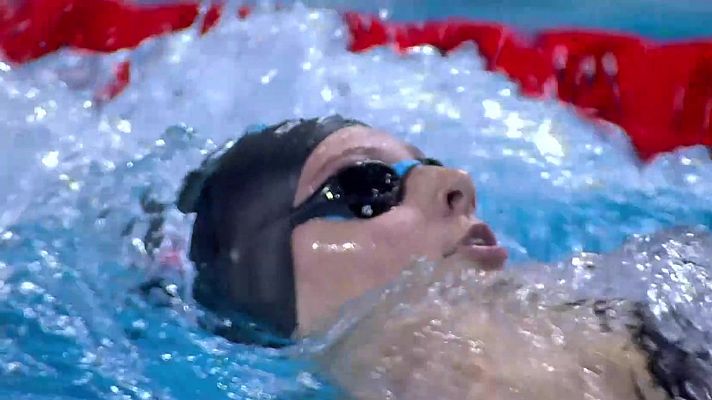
[{"xmin": 290, "ymin": 157, "xmax": 443, "ymax": 226}]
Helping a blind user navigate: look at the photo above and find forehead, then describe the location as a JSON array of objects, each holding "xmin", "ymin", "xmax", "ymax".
[
  {"xmin": 294, "ymin": 125, "xmax": 421, "ymax": 205},
  {"xmin": 308, "ymin": 125, "xmax": 419, "ymax": 165}
]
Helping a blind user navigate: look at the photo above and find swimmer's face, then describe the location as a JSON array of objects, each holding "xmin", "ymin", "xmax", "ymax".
[{"xmin": 291, "ymin": 125, "xmax": 507, "ymax": 334}]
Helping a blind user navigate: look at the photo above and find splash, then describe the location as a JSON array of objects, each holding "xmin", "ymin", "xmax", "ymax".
[
  {"xmin": 0, "ymin": 4, "xmax": 711, "ymax": 399},
  {"xmin": 319, "ymin": 227, "xmax": 712, "ymax": 400}
]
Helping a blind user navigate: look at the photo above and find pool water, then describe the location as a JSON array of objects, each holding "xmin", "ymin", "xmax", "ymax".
[
  {"xmin": 301, "ymin": 0, "xmax": 712, "ymax": 40},
  {"xmin": 318, "ymin": 226, "xmax": 712, "ymax": 399},
  {"xmin": 1, "ymin": 4, "xmax": 711, "ymax": 399}
]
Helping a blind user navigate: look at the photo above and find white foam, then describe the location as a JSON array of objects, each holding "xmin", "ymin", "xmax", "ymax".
[{"xmin": 1, "ymin": 4, "xmax": 711, "ymax": 399}]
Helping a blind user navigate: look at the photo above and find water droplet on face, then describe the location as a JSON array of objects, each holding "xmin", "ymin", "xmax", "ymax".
[{"xmin": 311, "ymin": 241, "xmax": 359, "ymax": 253}]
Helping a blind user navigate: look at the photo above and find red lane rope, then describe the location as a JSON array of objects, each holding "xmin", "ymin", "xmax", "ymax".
[
  {"xmin": 345, "ymin": 14, "xmax": 712, "ymax": 160},
  {"xmin": 1, "ymin": 0, "xmax": 710, "ymax": 160},
  {"xmin": 0, "ymin": 0, "xmax": 198, "ymax": 62},
  {"xmin": 200, "ymin": 2, "xmax": 224, "ymax": 35},
  {"xmin": 95, "ymin": 59, "xmax": 131, "ymax": 103}
]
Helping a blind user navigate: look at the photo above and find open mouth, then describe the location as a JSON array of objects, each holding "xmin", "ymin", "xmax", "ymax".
[
  {"xmin": 459, "ymin": 223, "xmax": 498, "ymax": 247},
  {"xmin": 446, "ymin": 222, "xmax": 508, "ymax": 269}
]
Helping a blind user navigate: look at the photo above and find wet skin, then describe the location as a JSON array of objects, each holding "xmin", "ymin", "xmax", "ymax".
[{"xmin": 290, "ymin": 125, "xmax": 507, "ymax": 334}]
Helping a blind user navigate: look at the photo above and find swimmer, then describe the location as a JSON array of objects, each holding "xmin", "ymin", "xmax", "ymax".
[
  {"xmin": 176, "ymin": 115, "xmax": 710, "ymax": 400},
  {"xmin": 177, "ymin": 115, "xmax": 506, "ymax": 337}
]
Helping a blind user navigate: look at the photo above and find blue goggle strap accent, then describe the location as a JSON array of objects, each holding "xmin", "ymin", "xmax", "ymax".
[{"xmin": 392, "ymin": 159, "xmax": 422, "ymax": 178}]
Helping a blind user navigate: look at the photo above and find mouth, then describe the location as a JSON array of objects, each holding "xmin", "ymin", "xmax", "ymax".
[
  {"xmin": 459, "ymin": 223, "xmax": 499, "ymax": 247},
  {"xmin": 448, "ymin": 222, "xmax": 508, "ymax": 270}
]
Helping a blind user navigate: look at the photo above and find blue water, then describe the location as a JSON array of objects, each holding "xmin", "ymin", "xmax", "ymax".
[
  {"xmin": 1, "ymin": 4, "xmax": 711, "ymax": 399},
  {"xmin": 302, "ymin": 0, "xmax": 712, "ymax": 40}
]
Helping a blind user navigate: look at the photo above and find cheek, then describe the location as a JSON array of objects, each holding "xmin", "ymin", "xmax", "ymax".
[
  {"xmin": 368, "ymin": 207, "xmax": 442, "ymax": 262},
  {"xmin": 290, "ymin": 207, "xmax": 441, "ymax": 333},
  {"xmin": 293, "ymin": 207, "xmax": 437, "ymax": 270}
]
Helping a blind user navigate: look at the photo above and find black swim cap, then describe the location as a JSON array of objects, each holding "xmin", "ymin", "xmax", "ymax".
[
  {"xmin": 177, "ymin": 115, "xmax": 366, "ymax": 338},
  {"xmin": 633, "ymin": 305, "xmax": 712, "ymax": 400}
]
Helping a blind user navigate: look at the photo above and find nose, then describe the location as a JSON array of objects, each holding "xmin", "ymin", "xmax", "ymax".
[
  {"xmin": 404, "ymin": 166, "xmax": 477, "ymax": 218},
  {"xmin": 438, "ymin": 169, "xmax": 476, "ymax": 217}
]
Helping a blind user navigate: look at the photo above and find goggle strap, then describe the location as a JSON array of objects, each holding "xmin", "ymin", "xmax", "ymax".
[{"xmin": 392, "ymin": 159, "xmax": 421, "ymax": 177}]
